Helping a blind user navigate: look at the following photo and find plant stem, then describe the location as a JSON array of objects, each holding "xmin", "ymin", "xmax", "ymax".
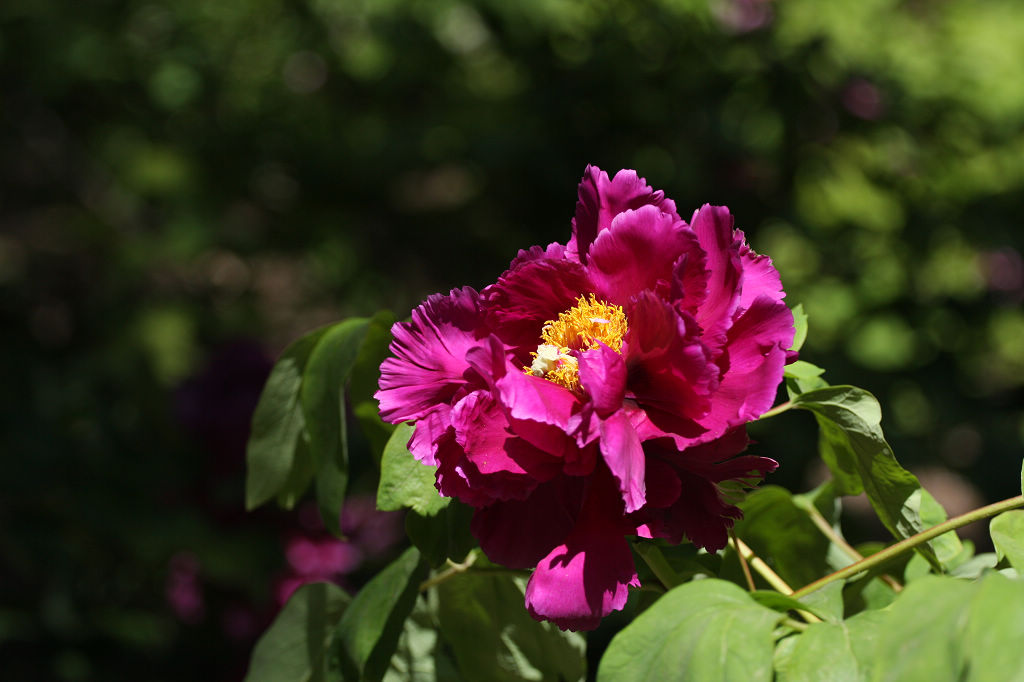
[
  {"xmin": 729, "ymin": 536, "xmax": 822, "ymax": 624},
  {"xmin": 634, "ymin": 542, "xmax": 683, "ymax": 590},
  {"xmin": 729, "ymin": 536, "xmax": 794, "ymax": 595},
  {"xmin": 799, "ymin": 498, "xmax": 903, "ymax": 592},
  {"xmin": 758, "ymin": 401, "xmax": 792, "ymax": 420},
  {"xmin": 419, "ymin": 551, "xmax": 477, "ymax": 591},
  {"xmin": 793, "ymin": 494, "xmax": 1024, "ymax": 599},
  {"xmin": 781, "ymin": 617, "xmax": 809, "ymax": 633},
  {"xmin": 731, "ymin": 528, "xmax": 756, "ymax": 591}
]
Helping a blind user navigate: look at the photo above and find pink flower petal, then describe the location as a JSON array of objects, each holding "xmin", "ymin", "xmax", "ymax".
[
  {"xmin": 496, "ymin": 369, "xmax": 579, "ymax": 434},
  {"xmin": 577, "ymin": 343, "xmax": 627, "ymax": 417},
  {"xmin": 599, "ymin": 410, "xmax": 646, "ymax": 513},
  {"xmin": 524, "ymin": 471, "xmax": 639, "ymax": 630},
  {"xmin": 568, "ymin": 166, "xmax": 679, "ymax": 264},
  {"xmin": 690, "ymin": 205, "xmax": 743, "ymax": 355},
  {"xmin": 377, "ymin": 287, "xmax": 484, "ymax": 424},
  {"xmin": 588, "ymin": 205, "xmax": 698, "ymax": 305}
]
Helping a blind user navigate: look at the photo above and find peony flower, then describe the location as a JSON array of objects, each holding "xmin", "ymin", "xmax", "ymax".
[{"xmin": 376, "ymin": 166, "xmax": 795, "ymax": 630}]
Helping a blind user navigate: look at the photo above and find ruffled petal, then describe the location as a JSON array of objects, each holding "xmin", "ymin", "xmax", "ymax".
[
  {"xmin": 434, "ymin": 428, "xmax": 538, "ymax": 506},
  {"xmin": 696, "ymin": 295, "xmax": 794, "ymax": 438},
  {"xmin": 625, "ymin": 292, "xmax": 715, "ymax": 434},
  {"xmin": 690, "ymin": 205, "xmax": 743, "ymax": 357},
  {"xmin": 587, "ymin": 205, "xmax": 697, "ymax": 305},
  {"xmin": 377, "ymin": 287, "xmax": 484, "ymax": 424},
  {"xmin": 567, "ymin": 166, "xmax": 679, "ymax": 264},
  {"xmin": 481, "ymin": 258, "xmax": 592, "ymax": 355},
  {"xmin": 736, "ymin": 233, "xmax": 786, "ymax": 310},
  {"xmin": 452, "ymin": 390, "xmax": 561, "ymax": 481},
  {"xmin": 496, "ymin": 369, "xmax": 579, "ymax": 435}
]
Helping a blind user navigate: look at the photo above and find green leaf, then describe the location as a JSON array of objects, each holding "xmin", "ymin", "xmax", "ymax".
[
  {"xmin": 774, "ymin": 609, "xmax": 885, "ymax": 682},
  {"xmin": 384, "ymin": 596, "xmax": 463, "ymax": 682},
  {"xmin": 597, "ymin": 580, "xmax": 782, "ymax": 682},
  {"xmin": 245, "ymin": 582, "xmax": 350, "ymax": 682},
  {"xmin": 246, "ymin": 327, "xmax": 329, "ymax": 510},
  {"xmin": 354, "ymin": 401, "xmax": 396, "ymax": 464},
  {"xmin": 349, "ymin": 310, "xmax": 396, "ymax": 407},
  {"xmin": 333, "ymin": 547, "xmax": 429, "ymax": 682},
  {"xmin": 377, "ymin": 423, "xmax": 449, "ymax": 516},
  {"xmin": 436, "ymin": 563, "xmax": 586, "ymax": 682},
  {"xmin": 405, "ymin": 502, "xmax": 476, "ymax": 569},
  {"xmin": 863, "ymin": 575, "xmax": 976, "ymax": 681},
  {"xmin": 301, "ymin": 318, "xmax": 372, "ymax": 535},
  {"xmin": 790, "ymin": 303, "xmax": 808, "ymax": 352},
  {"xmin": 964, "ymin": 572, "xmax": 1024, "ymax": 682},
  {"xmin": 784, "ymin": 360, "xmax": 825, "ymax": 381},
  {"xmin": 991, "ymin": 510, "xmax": 1024, "ymax": 569},
  {"xmin": 735, "ymin": 486, "xmax": 833, "ymax": 589},
  {"xmin": 796, "ymin": 580, "xmax": 844, "ymax": 623},
  {"xmin": 792, "ymin": 386, "xmax": 939, "ymax": 566}
]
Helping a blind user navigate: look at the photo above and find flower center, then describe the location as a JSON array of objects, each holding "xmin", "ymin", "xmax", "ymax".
[{"xmin": 524, "ymin": 295, "xmax": 628, "ymax": 391}]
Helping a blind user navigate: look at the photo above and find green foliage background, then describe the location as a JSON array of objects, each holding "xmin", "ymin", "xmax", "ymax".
[{"xmin": 3, "ymin": 0, "xmax": 1024, "ymax": 678}]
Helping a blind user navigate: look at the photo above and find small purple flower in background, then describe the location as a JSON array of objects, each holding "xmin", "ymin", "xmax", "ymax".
[
  {"xmin": 376, "ymin": 166, "xmax": 795, "ymax": 630},
  {"xmin": 166, "ymin": 551, "xmax": 205, "ymax": 625},
  {"xmin": 275, "ymin": 495, "xmax": 405, "ymax": 605}
]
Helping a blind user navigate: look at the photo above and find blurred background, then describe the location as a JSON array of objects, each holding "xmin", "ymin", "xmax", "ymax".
[{"xmin": 3, "ymin": 0, "xmax": 1024, "ymax": 678}]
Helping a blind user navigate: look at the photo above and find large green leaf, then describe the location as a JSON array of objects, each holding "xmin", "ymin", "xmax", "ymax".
[
  {"xmin": 792, "ymin": 386, "xmax": 939, "ymax": 565},
  {"xmin": 774, "ymin": 609, "xmax": 885, "ymax": 682},
  {"xmin": 436, "ymin": 563, "xmax": 586, "ymax": 682},
  {"xmin": 864, "ymin": 575, "xmax": 976, "ymax": 681},
  {"xmin": 990, "ymin": 510, "xmax": 1024, "ymax": 569},
  {"xmin": 597, "ymin": 580, "xmax": 782, "ymax": 682},
  {"xmin": 301, "ymin": 318, "xmax": 372, "ymax": 534},
  {"xmin": 333, "ymin": 547, "xmax": 429, "ymax": 682},
  {"xmin": 377, "ymin": 423, "xmax": 449, "ymax": 516},
  {"xmin": 245, "ymin": 582, "xmax": 350, "ymax": 682},
  {"xmin": 964, "ymin": 573, "xmax": 1024, "ymax": 682},
  {"xmin": 246, "ymin": 327, "xmax": 329, "ymax": 510}
]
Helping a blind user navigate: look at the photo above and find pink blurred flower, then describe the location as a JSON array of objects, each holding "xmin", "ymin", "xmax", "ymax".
[
  {"xmin": 376, "ymin": 166, "xmax": 794, "ymax": 629},
  {"xmin": 166, "ymin": 551, "xmax": 205, "ymax": 624}
]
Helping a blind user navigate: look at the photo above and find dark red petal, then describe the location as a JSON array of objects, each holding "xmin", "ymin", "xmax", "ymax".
[{"xmin": 471, "ymin": 475, "xmax": 584, "ymax": 570}]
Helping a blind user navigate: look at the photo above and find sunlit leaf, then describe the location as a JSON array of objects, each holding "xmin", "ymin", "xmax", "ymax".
[
  {"xmin": 964, "ymin": 573, "xmax": 1024, "ymax": 682},
  {"xmin": 793, "ymin": 386, "xmax": 940, "ymax": 567},
  {"xmin": 377, "ymin": 423, "xmax": 449, "ymax": 516},
  {"xmin": 990, "ymin": 510, "xmax": 1024, "ymax": 569},
  {"xmin": 597, "ymin": 580, "xmax": 781, "ymax": 682},
  {"xmin": 246, "ymin": 582, "xmax": 350, "ymax": 682},
  {"xmin": 790, "ymin": 303, "xmax": 809, "ymax": 352}
]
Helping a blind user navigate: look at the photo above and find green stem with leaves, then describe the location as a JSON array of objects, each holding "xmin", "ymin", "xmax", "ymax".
[{"xmin": 793, "ymin": 494, "xmax": 1024, "ymax": 598}]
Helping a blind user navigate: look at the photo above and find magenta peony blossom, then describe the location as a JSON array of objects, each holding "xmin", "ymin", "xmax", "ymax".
[{"xmin": 376, "ymin": 166, "xmax": 795, "ymax": 630}]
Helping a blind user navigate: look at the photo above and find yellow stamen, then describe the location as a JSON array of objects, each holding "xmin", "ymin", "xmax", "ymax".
[{"xmin": 524, "ymin": 295, "xmax": 628, "ymax": 391}]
